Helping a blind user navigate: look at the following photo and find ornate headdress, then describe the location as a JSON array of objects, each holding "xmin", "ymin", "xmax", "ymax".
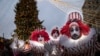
[{"xmin": 68, "ymin": 12, "xmax": 82, "ymax": 22}]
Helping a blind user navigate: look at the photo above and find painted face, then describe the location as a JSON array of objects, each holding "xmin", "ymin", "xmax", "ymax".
[
  {"xmin": 52, "ymin": 31, "xmax": 59, "ymax": 39},
  {"xmin": 38, "ymin": 35, "xmax": 44, "ymax": 42},
  {"xmin": 70, "ymin": 25, "xmax": 80, "ymax": 40}
]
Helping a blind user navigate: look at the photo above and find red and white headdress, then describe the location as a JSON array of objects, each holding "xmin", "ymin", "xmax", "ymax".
[
  {"xmin": 51, "ymin": 27, "xmax": 60, "ymax": 37},
  {"xmin": 60, "ymin": 20, "xmax": 90, "ymax": 37},
  {"xmin": 68, "ymin": 12, "xmax": 82, "ymax": 21}
]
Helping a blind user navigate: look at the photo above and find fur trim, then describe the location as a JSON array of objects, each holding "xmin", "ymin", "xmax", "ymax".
[
  {"xmin": 49, "ymin": 35, "xmax": 60, "ymax": 42},
  {"xmin": 59, "ymin": 28, "xmax": 96, "ymax": 48}
]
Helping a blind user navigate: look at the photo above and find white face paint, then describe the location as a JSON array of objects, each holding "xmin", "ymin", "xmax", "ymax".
[
  {"xmin": 38, "ymin": 35, "xmax": 44, "ymax": 42},
  {"xmin": 70, "ymin": 25, "xmax": 80, "ymax": 40},
  {"xmin": 52, "ymin": 32, "xmax": 59, "ymax": 39}
]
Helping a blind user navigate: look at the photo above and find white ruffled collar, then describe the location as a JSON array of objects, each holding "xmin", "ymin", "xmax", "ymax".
[{"xmin": 60, "ymin": 28, "xmax": 96, "ymax": 48}]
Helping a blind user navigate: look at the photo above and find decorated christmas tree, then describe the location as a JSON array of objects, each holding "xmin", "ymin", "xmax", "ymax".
[{"xmin": 14, "ymin": 0, "xmax": 43, "ymax": 40}]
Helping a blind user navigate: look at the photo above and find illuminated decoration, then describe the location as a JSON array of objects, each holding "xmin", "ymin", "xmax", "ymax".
[
  {"xmin": 22, "ymin": 40, "xmax": 31, "ymax": 52},
  {"xmin": 14, "ymin": 0, "xmax": 43, "ymax": 40},
  {"xmin": 9, "ymin": 0, "xmax": 100, "ymax": 56}
]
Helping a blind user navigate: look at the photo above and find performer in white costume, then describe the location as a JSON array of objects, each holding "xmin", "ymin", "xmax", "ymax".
[
  {"xmin": 44, "ymin": 27, "xmax": 62, "ymax": 56},
  {"xmin": 30, "ymin": 27, "xmax": 50, "ymax": 53},
  {"xmin": 59, "ymin": 10, "xmax": 97, "ymax": 56}
]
